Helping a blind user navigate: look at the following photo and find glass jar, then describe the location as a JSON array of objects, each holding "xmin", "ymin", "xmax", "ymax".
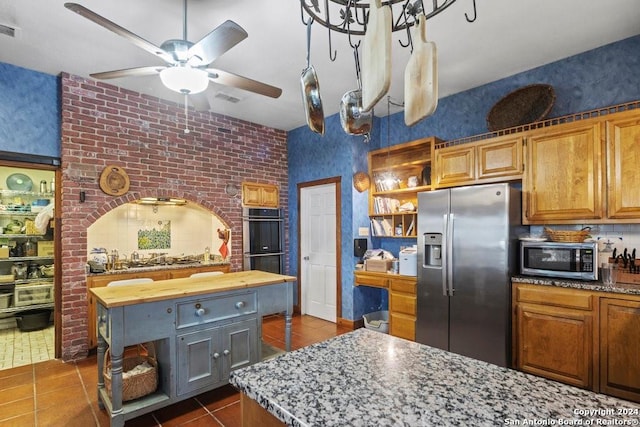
[
  {"xmin": 24, "ymin": 239, "xmax": 37, "ymax": 257},
  {"xmin": 11, "ymin": 262, "xmax": 27, "ymax": 280}
]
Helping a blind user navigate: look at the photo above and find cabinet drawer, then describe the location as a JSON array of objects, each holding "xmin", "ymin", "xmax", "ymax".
[
  {"xmin": 389, "ymin": 278, "xmax": 416, "ymax": 294},
  {"xmin": 390, "ymin": 313, "xmax": 415, "ymax": 341},
  {"xmin": 515, "ymin": 285, "xmax": 593, "ymax": 311},
  {"xmin": 354, "ymin": 274, "xmax": 388, "ymax": 288},
  {"xmin": 176, "ymin": 291, "xmax": 257, "ymax": 329},
  {"xmin": 390, "ymin": 293, "xmax": 416, "ymax": 316}
]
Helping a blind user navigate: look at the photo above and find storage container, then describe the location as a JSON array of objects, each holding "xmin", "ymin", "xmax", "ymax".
[
  {"xmin": 14, "ymin": 283, "xmax": 54, "ymax": 307},
  {"xmin": 37, "ymin": 241, "xmax": 54, "ymax": 257},
  {"xmin": 365, "ymin": 259, "xmax": 392, "ymax": 273},
  {"xmin": 15, "ymin": 308, "xmax": 51, "ymax": 331},
  {"xmin": 0, "ymin": 293, "xmax": 12, "ymax": 309},
  {"xmin": 363, "ymin": 310, "xmax": 389, "ymax": 334}
]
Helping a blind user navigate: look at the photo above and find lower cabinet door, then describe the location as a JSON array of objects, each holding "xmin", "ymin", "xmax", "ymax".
[
  {"xmin": 389, "ymin": 313, "xmax": 415, "ymax": 341},
  {"xmin": 177, "ymin": 327, "xmax": 222, "ymax": 396},
  {"xmin": 221, "ymin": 318, "xmax": 258, "ymax": 377},
  {"xmin": 599, "ymin": 298, "xmax": 640, "ymax": 403},
  {"xmin": 516, "ymin": 303, "xmax": 593, "ymax": 389}
]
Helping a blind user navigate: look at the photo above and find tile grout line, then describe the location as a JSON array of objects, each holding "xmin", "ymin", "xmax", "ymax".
[{"xmin": 75, "ymin": 362, "xmax": 102, "ymax": 426}]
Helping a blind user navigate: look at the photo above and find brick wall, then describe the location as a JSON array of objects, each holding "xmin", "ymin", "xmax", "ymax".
[{"xmin": 59, "ymin": 73, "xmax": 288, "ymax": 361}]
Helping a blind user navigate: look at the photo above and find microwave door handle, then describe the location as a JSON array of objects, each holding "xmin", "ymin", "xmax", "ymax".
[
  {"xmin": 441, "ymin": 214, "xmax": 448, "ymax": 296},
  {"xmin": 447, "ymin": 213, "xmax": 454, "ymax": 296}
]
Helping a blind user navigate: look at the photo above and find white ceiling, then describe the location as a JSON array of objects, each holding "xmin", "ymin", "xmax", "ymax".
[{"xmin": 0, "ymin": 0, "xmax": 639, "ymax": 131}]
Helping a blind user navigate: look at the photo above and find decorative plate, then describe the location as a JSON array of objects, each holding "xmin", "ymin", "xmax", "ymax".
[
  {"xmin": 99, "ymin": 165, "xmax": 130, "ymax": 196},
  {"xmin": 6, "ymin": 173, "xmax": 33, "ymax": 191}
]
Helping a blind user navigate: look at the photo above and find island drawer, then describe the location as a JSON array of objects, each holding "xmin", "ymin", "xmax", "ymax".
[{"xmin": 176, "ymin": 291, "xmax": 257, "ymax": 329}]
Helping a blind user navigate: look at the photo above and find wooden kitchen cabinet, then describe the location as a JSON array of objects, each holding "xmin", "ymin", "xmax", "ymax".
[
  {"xmin": 86, "ymin": 264, "xmax": 231, "ymax": 348},
  {"xmin": 606, "ymin": 112, "xmax": 640, "ymax": 219},
  {"xmin": 523, "ymin": 121, "xmax": 603, "ymax": 224},
  {"xmin": 242, "ymin": 182, "xmax": 279, "ymax": 208},
  {"xmin": 389, "ymin": 276, "xmax": 417, "ymax": 341},
  {"xmin": 599, "ymin": 297, "xmax": 640, "ymax": 403},
  {"xmin": 513, "ymin": 282, "xmax": 640, "ymax": 402},
  {"xmin": 354, "ymin": 271, "xmax": 416, "ymax": 341},
  {"xmin": 177, "ymin": 317, "xmax": 257, "ymax": 396},
  {"xmin": 433, "ymin": 136, "xmax": 523, "ymax": 188}
]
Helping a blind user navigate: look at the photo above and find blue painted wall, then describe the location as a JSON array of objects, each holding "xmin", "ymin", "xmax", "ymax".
[
  {"xmin": 0, "ymin": 63, "xmax": 60, "ymax": 157},
  {"xmin": 287, "ymin": 35, "xmax": 640, "ymax": 321}
]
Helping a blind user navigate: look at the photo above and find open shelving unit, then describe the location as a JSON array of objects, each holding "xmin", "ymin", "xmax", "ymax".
[{"xmin": 368, "ymin": 137, "xmax": 437, "ymax": 238}]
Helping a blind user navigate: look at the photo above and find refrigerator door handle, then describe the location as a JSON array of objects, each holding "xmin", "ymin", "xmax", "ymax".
[
  {"xmin": 441, "ymin": 213, "xmax": 449, "ymax": 296},
  {"xmin": 447, "ymin": 213, "xmax": 454, "ymax": 296}
]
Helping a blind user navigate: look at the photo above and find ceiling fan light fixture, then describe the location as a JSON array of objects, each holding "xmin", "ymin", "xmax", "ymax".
[{"xmin": 160, "ymin": 66, "xmax": 209, "ymax": 94}]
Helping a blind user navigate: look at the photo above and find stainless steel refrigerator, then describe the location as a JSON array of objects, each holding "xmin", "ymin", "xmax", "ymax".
[{"xmin": 416, "ymin": 182, "xmax": 524, "ymax": 367}]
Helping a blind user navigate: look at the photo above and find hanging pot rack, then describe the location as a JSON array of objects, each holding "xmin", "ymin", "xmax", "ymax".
[{"xmin": 300, "ymin": 0, "xmax": 477, "ymax": 61}]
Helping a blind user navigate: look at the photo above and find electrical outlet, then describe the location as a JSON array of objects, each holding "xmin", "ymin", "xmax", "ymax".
[{"xmin": 358, "ymin": 227, "xmax": 369, "ymax": 237}]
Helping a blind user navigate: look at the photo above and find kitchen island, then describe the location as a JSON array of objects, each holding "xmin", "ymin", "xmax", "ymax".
[
  {"xmin": 90, "ymin": 270, "xmax": 295, "ymax": 427},
  {"xmin": 230, "ymin": 328, "xmax": 640, "ymax": 427}
]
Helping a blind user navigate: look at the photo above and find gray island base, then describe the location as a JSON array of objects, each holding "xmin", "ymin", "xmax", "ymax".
[
  {"xmin": 90, "ymin": 271, "xmax": 295, "ymax": 427},
  {"xmin": 230, "ymin": 328, "xmax": 640, "ymax": 427}
]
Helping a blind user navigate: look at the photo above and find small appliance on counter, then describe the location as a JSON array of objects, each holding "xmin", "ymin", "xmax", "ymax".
[{"xmin": 399, "ymin": 245, "xmax": 417, "ymax": 276}]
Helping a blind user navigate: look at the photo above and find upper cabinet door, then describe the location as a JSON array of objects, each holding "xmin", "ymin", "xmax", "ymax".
[
  {"xmin": 242, "ymin": 182, "xmax": 279, "ymax": 208},
  {"xmin": 606, "ymin": 114, "xmax": 640, "ymax": 219},
  {"xmin": 434, "ymin": 144, "xmax": 475, "ymax": 187},
  {"xmin": 477, "ymin": 137, "xmax": 523, "ymax": 180},
  {"xmin": 523, "ymin": 122, "xmax": 603, "ymax": 224}
]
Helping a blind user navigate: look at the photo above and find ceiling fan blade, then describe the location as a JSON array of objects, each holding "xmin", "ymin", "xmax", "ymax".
[
  {"xmin": 206, "ymin": 68, "xmax": 282, "ymax": 99},
  {"xmin": 188, "ymin": 20, "xmax": 248, "ymax": 66},
  {"xmin": 64, "ymin": 3, "xmax": 175, "ymax": 64},
  {"xmin": 189, "ymin": 93, "xmax": 211, "ymax": 111},
  {"xmin": 90, "ymin": 66, "xmax": 165, "ymax": 80}
]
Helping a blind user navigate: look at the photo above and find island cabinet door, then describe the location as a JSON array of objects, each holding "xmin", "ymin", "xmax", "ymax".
[
  {"xmin": 515, "ymin": 303, "xmax": 593, "ymax": 389},
  {"xmin": 221, "ymin": 318, "xmax": 258, "ymax": 378},
  {"xmin": 599, "ymin": 298, "xmax": 640, "ymax": 403},
  {"xmin": 177, "ymin": 327, "xmax": 222, "ymax": 396}
]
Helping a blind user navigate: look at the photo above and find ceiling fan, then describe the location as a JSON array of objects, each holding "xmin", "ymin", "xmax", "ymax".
[{"xmin": 64, "ymin": 1, "xmax": 282, "ymax": 111}]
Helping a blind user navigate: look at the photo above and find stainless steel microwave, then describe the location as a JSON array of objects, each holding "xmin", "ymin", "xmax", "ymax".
[{"xmin": 520, "ymin": 241, "xmax": 598, "ymax": 280}]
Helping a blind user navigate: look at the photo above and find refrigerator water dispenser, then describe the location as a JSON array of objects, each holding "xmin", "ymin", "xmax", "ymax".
[{"xmin": 423, "ymin": 233, "xmax": 442, "ymax": 267}]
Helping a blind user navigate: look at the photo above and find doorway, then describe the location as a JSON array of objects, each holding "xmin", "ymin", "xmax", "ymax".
[{"xmin": 299, "ymin": 178, "xmax": 341, "ymax": 322}]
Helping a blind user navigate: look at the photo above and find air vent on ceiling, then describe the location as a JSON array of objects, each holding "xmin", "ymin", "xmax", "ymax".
[
  {"xmin": 214, "ymin": 92, "xmax": 241, "ymax": 104},
  {"xmin": 0, "ymin": 23, "xmax": 20, "ymax": 39}
]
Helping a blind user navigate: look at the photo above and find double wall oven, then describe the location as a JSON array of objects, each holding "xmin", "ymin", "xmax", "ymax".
[{"xmin": 242, "ymin": 208, "xmax": 284, "ymax": 274}]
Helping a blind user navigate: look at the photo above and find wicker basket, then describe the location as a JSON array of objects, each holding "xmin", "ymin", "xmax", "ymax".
[
  {"xmin": 544, "ymin": 227, "xmax": 591, "ymax": 243},
  {"xmin": 353, "ymin": 171, "xmax": 371, "ymax": 193},
  {"xmin": 104, "ymin": 342, "xmax": 158, "ymax": 402},
  {"xmin": 487, "ymin": 84, "xmax": 556, "ymax": 131}
]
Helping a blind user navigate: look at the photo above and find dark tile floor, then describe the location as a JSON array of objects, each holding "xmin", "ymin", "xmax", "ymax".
[{"xmin": 0, "ymin": 314, "xmax": 351, "ymax": 427}]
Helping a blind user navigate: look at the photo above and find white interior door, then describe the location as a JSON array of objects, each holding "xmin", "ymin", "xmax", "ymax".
[{"xmin": 300, "ymin": 183, "xmax": 337, "ymax": 322}]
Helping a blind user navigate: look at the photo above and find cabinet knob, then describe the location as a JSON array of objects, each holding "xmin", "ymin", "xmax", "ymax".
[
  {"xmin": 223, "ymin": 349, "xmax": 230, "ymax": 356},
  {"xmin": 213, "ymin": 352, "xmax": 220, "ymax": 359},
  {"xmin": 195, "ymin": 308, "xmax": 205, "ymax": 317},
  {"xmin": 235, "ymin": 301, "xmax": 245, "ymax": 309}
]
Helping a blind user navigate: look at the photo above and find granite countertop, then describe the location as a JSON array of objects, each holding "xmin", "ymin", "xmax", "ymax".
[
  {"xmin": 230, "ymin": 329, "xmax": 640, "ymax": 427},
  {"xmin": 90, "ymin": 270, "xmax": 295, "ymax": 308},
  {"xmin": 86, "ymin": 261, "xmax": 229, "ymax": 276},
  {"xmin": 512, "ymin": 275, "xmax": 640, "ymax": 296}
]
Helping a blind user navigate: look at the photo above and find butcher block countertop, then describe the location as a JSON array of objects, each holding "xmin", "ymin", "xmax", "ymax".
[
  {"xmin": 90, "ymin": 270, "xmax": 296, "ymax": 308},
  {"xmin": 230, "ymin": 329, "xmax": 640, "ymax": 426}
]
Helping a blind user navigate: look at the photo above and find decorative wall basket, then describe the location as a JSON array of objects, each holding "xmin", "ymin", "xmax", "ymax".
[
  {"xmin": 99, "ymin": 165, "xmax": 130, "ymax": 196},
  {"xmin": 353, "ymin": 171, "xmax": 371, "ymax": 193},
  {"xmin": 487, "ymin": 84, "xmax": 556, "ymax": 131}
]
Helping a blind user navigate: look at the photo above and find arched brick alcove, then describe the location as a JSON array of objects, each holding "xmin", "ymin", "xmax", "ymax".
[{"xmin": 59, "ymin": 73, "xmax": 288, "ymax": 361}]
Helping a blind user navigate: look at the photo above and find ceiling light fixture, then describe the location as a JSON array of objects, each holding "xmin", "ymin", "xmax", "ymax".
[{"xmin": 159, "ymin": 66, "xmax": 209, "ymax": 94}]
